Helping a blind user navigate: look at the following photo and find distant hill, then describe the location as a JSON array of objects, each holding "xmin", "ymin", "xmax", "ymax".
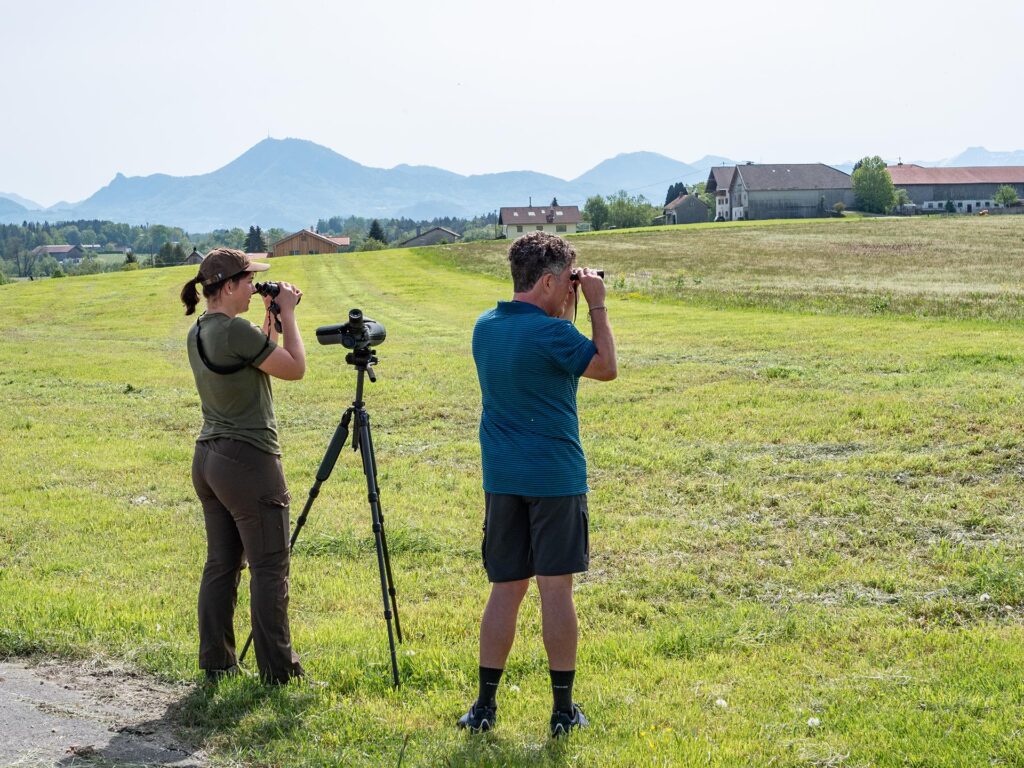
[
  {"xmin": 0, "ymin": 139, "xmax": 737, "ymax": 231},
  {"xmin": 833, "ymin": 147, "xmax": 1024, "ymax": 175},
  {"xmin": 4, "ymin": 141, "xmax": 1021, "ymax": 231},
  {"xmin": 936, "ymin": 146, "xmax": 1024, "ymax": 167},
  {"xmin": 0, "ymin": 197, "xmax": 28, "ymax": 216},
  {"xmin": 571, "ymin": 152, "xmax": 700, "ymax": 199},
  {"xmin": 0, "ymin": 192, "xmax": 39, "ymax": 211}
]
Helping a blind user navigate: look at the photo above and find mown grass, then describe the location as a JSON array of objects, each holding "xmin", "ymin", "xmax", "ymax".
[
  {"xmin": 431, "ymin": 216, "xmax": 1024, "ymax": 320},
  {"xmin": 1, "ymin": 218, "xmax": 1023, "ymax": 766}
]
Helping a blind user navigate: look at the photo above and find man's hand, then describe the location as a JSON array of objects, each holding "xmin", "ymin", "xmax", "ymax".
[{"xmin": 576, "ymin": 269, "xmax": 606, "ymax": 308}]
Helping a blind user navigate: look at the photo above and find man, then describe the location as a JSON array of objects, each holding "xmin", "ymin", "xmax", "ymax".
[{"xmin": 459, "ymin": 231, "xmax": 617, "ymax": 737}]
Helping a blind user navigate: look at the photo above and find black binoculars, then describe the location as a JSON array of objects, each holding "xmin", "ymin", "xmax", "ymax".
[{"xmin": 254, "ymin": 281, "xmax": 301, "ymax": 306}]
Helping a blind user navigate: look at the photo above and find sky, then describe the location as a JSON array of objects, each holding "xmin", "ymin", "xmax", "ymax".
[{"xmin": 2, "ymin": 0, "xmax": 1021, "ymax": 207}]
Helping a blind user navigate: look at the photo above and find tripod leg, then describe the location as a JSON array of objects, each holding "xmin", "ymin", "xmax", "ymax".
[
  {"xmin": 239, "ymin": 408, "xmax": 354, "ymax": 665},
  {"xmin": 361, "ymin": 412, "xmax": 403, "ymax": 644},
  {"xmin": 355, "ymin": 407, "xmax": 401, "ymax": 688}
]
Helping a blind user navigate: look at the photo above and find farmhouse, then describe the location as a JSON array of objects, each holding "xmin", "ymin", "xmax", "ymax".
[
  {"xmin": 707, "ymin": 163, "xmax": 855, "ymax": 220},
  {"xmin": 397, "ymin": 226, "xmax": 462, "ymax": 247},
  {"xmin": 30, "ymin": 244, "xmax": 85, "ymax": 264},
  {"xmin": 707, "ymin": 167, "xmax": 736, "ymax": 221},
  {"xmin": 499, "ymin": 205, "xmax": 581, "ymax": 238},
  {"xmin": 271, "ymin": 229, "xmax": 351, "ymax": 257},
  {"xmin": 887, "ymin": 164, "xmax": 1024, "ymax": 213},
  {"xmin": 182, "ymin": 247, "xmax": 203, "ymax": 265},
  {"xmin": 661, "ymin": 193, "xmax": 709, "ymax": 225}
]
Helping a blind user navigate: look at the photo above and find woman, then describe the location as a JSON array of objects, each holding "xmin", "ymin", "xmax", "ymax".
[{"xmin": 180, "ymin": 248, "xmax": 306, "ymax": 684}]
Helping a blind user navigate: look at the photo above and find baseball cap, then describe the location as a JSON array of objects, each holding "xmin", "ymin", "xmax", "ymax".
[{"xmin": 197, "ymin": 248, "xmax": 270, "ymax": 286}]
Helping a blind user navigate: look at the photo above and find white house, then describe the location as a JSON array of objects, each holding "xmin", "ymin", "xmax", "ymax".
[{"xmin": 499, "ymin": 206, "xmax": 581, "ymax": 238}]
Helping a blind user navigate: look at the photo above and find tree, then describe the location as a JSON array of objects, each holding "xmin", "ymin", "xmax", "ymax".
[
  {"xmin": 893, "ymin": 188, "xmax": 911, "ymax": 214},
  {"xmin": 583, "ymin": 195, "xmax": 609, "ymax": 230},
  {"xmin": 945, "ymin": 199, "xmax": 956, "ymax": 213},
  {"xmin": 664, "ymin": 182, "xmax": 687, "ymax": 205},
  {"xmin": 367, "ymin": 220, "xmax": 387, "ymax": 243},
  {"xmin": 124, "ymin": 251, "xmax": 137, "ymax": 265},
  {"xmin": 606, "ymin": 190, "xmax": 659, "ymax": 229},
  {"xmin": 691, "ymin": 181, "xmax": 715, "ymax": 219},
  {"xmin": 851, "ymin": 156, "xmax": 895, "ymax": 214},
  {"xmin": 994, "ymin": 185, "xmax": 1019, "ymax": 207},
  {"xmin": 154, "ymin": 242, "xmax": 177, "ymax": 267},
  {"xmin": 551, "ymin": 197, "xmax": 559, "ymax": 207},
  {"xmin": 244, "ymin": 225, "xmax": 267, "ymax": 253}
]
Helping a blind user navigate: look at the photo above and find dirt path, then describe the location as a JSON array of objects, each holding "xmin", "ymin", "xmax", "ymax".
[{"xmin": 0, "ymin": 659, "xmax": 206, "ymax": 767}]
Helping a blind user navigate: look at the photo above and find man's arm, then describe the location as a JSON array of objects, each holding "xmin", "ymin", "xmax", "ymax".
[{"xmin": 578, "ymin": 270, "xmax": 617, "ymax": 381}]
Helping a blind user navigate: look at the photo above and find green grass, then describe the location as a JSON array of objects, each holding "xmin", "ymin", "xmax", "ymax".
[{"xmin": 2, "ymin": 217, "xmax": 1023, "ymax": 766}]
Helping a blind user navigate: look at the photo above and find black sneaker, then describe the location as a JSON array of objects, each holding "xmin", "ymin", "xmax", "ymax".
[
  {"xmin": 550, "ymin": 703, "xmax": 588, "ymax": 737},
  {"xmin": 457, "ymin": 702, "xmax": 497, "ymax": 733}
]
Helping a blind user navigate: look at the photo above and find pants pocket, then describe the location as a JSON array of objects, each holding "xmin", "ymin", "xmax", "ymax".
[{"xmin": 259, "ymin": 492, "xmax": 291, "ymax": 555}]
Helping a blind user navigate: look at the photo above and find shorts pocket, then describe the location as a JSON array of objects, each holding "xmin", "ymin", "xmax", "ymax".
[
  {"xmin": 480, "ymin": 518, "xmax": 488, "ymax": 569},
  {"xmin": 580, "ymin": 499, "xmax": 590, "ymax": 566},
  {"xmin": 258, "ymin": 492, "xmax": 291, "ymax": 555}
]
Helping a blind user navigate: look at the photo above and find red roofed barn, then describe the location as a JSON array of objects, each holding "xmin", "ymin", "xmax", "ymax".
[
  {"xmin": 887, "ymin": 164, "xmax": 1024, "ymax": 213},
  {"xmin": 271, "ymin": 229, "xmax": 351, "ymax": 257}
]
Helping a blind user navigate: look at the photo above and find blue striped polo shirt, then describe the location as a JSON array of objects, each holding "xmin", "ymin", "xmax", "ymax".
[{"xmin": 472, "ymin": 300, "xmax": 597, "ymax": 497}]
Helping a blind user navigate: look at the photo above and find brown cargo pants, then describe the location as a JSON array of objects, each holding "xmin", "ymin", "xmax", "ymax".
[{"xmin": 191, "ymin": 437, "xmax": 303, "ymax": 684}]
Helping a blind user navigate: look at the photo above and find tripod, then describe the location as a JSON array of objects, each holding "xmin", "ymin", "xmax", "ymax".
[{"xmin": 239, "ymin": 346, "xmax": 403, "ymax": 687}]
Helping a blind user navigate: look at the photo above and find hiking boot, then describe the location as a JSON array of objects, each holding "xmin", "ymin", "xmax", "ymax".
[
  {"xmin": 457, "ymin": 702, "xmax": 497, "ymax": 733},
  {"xmin": 550, "ymin": 703, "xmax": 588, "ymax": 737},
  {"xmin": 203, "ymin": 665, "xmax": 240, "ymax": 683}
]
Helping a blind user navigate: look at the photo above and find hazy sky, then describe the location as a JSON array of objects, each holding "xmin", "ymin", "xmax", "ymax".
[{"xmin": 3, "ymin": 0, "xmax": 1021, "ymax": 207}]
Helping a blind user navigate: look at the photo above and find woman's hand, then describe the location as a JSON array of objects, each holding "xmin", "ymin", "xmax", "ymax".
[{"xmin": 273, "ymin": 282, "xmax": 302, "ymax": 312}]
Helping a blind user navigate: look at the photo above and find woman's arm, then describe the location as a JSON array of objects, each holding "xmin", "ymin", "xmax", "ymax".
[{"xmin": 257, "ymin": 283, "xmax": 305, "ymax": 380}]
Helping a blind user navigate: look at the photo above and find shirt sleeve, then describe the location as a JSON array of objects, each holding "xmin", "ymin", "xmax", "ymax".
[
  {"xmin": 227, "ymin": 317, "xmax": 277, "ymax": 367},
  {"xmin": 542, "ymin": 319, "xmax": 597, "ymax": 376}
]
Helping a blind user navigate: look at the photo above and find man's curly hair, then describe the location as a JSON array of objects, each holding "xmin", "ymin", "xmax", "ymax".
[{"xmin": 507, "ymin": 231, "xmax": 577, "ymax": 292}]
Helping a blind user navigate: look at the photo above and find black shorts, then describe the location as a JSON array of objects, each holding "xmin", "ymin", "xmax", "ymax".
[{"xmin": 482, "ymin": 493, "xmax": 589, "ymax": 582}]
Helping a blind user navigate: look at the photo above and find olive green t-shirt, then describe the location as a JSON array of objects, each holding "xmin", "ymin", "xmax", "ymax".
[{"xmin": 186, "ymin": 312, "xmax": 280, "ymax": 455}]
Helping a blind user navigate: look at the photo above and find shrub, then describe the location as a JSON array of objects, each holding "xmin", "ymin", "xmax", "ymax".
[
  {"xmin": 358, "ymin": 238, "xmax": 388, "ymax": 252},
  {"xmin": 832, "ymin": 202, "xmax": 846, "ymax": 217}
]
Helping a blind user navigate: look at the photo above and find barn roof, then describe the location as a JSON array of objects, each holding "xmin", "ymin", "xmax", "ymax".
[
  {"xmin": 736, "ymin": 164, "xmax": 852, "ymax": 191},
  {"xmin": 887, "ymin": 164, "xmax": 1024, "ymax": 185},
  {"xmin": 706, "ymin": 166, "xmax": 736, "ymax": 193}
]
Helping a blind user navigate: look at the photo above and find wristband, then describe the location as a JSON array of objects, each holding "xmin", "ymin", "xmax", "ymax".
[{"xmin": 587, "ymin": 306, "xmax": 607, "ymax": 320}]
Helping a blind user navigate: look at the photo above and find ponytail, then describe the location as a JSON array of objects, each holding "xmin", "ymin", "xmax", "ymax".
[
  {"xmin": 180, "ymin": 271, "xmax": 237, "ymax": 315},
  {"xmin": 180, "ymin": 275, "xmax": 202, "ymax": 315}
]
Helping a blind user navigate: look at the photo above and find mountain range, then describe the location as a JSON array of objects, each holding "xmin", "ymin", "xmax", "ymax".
[{"xmin": 1, "ymin": 141, "xmax": 1022, "ymax": 232}]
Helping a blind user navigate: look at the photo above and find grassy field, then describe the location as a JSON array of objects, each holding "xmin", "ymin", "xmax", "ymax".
[
  {"xmin": 432, "ymin": 216, "xmax": 1024, "ymax": 320},
  {"xmin": 1, "ymin": 217, "xmax": 1022, "ymax": 766}
]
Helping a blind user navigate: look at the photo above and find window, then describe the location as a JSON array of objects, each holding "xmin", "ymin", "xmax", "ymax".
[
  {"xmin": 556, "ymin": 224, "xmax": 566, "ymax": 232},
  {"xmin": 290, "ymin": 249, "xmax": 299, "ymax": 255},
  {"xmin": 516, "ymin": 225, "xmax": 523, "ymax": 233},
  {"xmin": 927, "ymin": 202, "xmax": 933, "ymax": 209},
  {"xmin": 957, "ymin": 202, "xmax": 963, "ymax": 208},
  {"xmin": 536, "ymin": 225, "xmax": 543, "ymax": 231}
]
